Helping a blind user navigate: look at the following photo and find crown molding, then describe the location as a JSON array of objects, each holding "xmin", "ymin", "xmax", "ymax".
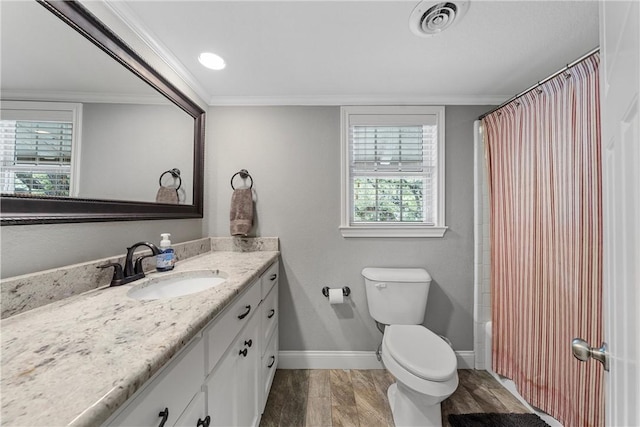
[
  {"xmin": 207, "ymin": 94, "xmax": 507, "ymax": 107},
  {"xmin": 1, "ymin": 90, "xmax": 170, "ymax": 105},
  {"xmin": 103, "ymin": 1, "xmax": 213, "ymax": 105}
]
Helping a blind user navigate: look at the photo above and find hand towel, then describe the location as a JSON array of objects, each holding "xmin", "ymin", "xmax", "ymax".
[
  {"xmin": 230, "ymin": 188, "xmax": 253, "ymax": 236},
  {"xmin": 155, "ymin": 186, "xmax": 179, "ymax": 204}
]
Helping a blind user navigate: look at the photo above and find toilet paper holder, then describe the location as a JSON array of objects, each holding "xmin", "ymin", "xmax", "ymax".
[{"xmin": 322, "ymin": 286, "xmax": 351, "ymax": 298}]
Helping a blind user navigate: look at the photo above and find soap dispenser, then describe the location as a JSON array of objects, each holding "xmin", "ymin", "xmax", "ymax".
[{"xmin": 156, "ymin": 233, "xmax": 175, "ymax": 272}]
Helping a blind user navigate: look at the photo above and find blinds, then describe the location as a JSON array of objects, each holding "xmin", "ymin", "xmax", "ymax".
[
  {"xmin": 0, "ymin": 120, "xmax": 73, "ymax": 196},
  {"xmin": 349, "ymin": 124, "xmax": 437, "ymax": 224},
  {"xmin": 351, "ymin": 125, "xmax": 437, "ymax": 173}
]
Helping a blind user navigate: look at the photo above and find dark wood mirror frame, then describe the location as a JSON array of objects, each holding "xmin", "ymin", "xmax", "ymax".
[{"xmin": 0, "ymin": 0, "xmax": 205, "ymax": 225}]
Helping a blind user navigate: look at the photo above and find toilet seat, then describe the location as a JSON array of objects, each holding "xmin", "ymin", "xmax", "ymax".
[{"xmin": 384, "ymin": 325, "xmax": 457, "ymax": 382}]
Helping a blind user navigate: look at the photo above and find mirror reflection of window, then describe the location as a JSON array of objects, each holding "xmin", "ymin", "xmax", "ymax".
[{"xmin": 0, "ymin": 101, "xmax": 82, "ymax": 197}]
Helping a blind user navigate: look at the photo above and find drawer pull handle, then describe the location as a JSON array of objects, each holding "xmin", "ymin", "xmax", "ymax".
[
  {"xmin": 158, "ymin": 408, "xmax": 169, "ymax": 427},
  {"xmin": 239, "ymin": 348, "xmax": 248, "ymax": 357},
  {"xmin": 269, "ymin": 274, "xmax": 277, "ymax": 281},
  {"xmin": 197, "ymin": 415, "xmax": 211, "ymax": 427},
  {"xmin": 268, "ymin": 356, "xmax": 275, "ymax": 368},
  {"xmin": 267, "ymin": 309, "xmax": 275, "ymax": 319},
  {"xmin": 244, "ymin": 339, "xmax": 253, "ymax": 347},
  {"xmin": 238, "ymin": 305, "xmax": 251, "ymax": 319}
]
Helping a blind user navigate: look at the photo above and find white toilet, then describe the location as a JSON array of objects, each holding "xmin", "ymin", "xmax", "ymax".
[{"xmin": 362, "ymin": 267, "xmax": 458, "ymax": 427}]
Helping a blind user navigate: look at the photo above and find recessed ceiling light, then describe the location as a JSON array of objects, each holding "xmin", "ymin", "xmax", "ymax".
[{"xmin": 198, "ymin": 52, "xmax": 226, "ymax": 70}]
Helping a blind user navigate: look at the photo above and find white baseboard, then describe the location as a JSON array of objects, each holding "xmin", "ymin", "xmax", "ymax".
[
  {"xmin": 278, "ymin": 351, "xmax": 476, "ymax": 370},
  {"xmin": 278, "ymin": 351, "xmax": 384, "ymax": 369},
  {"xmin": 455, "ymin": 351, "xmax": 475, "ymax": 369}
]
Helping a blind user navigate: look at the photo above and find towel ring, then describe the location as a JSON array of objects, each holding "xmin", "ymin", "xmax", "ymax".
[
  {"xmin": 159, "ymin": 168, "xmax": 182, "ymax": 191},
  {"xmin": 231, "ymin": 169, "xmax": 253, "ymax": 190}
]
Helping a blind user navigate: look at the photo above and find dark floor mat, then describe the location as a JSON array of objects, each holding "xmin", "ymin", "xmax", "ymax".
[{"xmin": 448, "ymin": 412, "xmax": 551, "ymax": 427}]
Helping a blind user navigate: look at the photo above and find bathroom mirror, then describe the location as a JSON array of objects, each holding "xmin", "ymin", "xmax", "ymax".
[{"xmin": 0, "ymin": 0, "xmax": 205, "ymax": 225}]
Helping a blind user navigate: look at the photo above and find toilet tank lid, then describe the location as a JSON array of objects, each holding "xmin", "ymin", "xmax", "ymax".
[{"xmin": 361, "ymin": 268, "xmax": 431, "ymax": 282}]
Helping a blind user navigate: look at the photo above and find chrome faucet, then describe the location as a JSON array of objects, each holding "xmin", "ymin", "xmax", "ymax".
[{"xmin": 98, "ymin": 241, "xmax": 161, "ymax": 287}]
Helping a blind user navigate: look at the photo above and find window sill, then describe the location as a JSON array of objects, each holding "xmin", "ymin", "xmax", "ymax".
[{"xmin": 339, "ymin": 225, "xmax": 448, "ymax": 238}]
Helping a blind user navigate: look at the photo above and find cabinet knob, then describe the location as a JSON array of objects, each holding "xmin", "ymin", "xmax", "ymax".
[
  {"xmin": 268, "ymin": 355, "xmax": 275, "ymax": 368},
  {"xmin": 239, "ymin": 348, "xmax": 248, "ymax": 357},
  {"xmin": 244, "ymin": 339, "xmax": 253, "ymax": 347},
  {"xmin": 238, "ymin": 305, "xmax": 251, "ymax": 319},
  {"xmin": 197, "ymin": 415, "xmax": 211, "ymax": 427},
  {"xmin": 267, "ymin": 309, "xmax": 275, "ymax": 319},
  {"xmin": 158, "ymin": 408, "xmax": 169, "ymax": 427},
  {"xmin": 269, "ymin": 273, "xmax": 277, "ymax": 281}
]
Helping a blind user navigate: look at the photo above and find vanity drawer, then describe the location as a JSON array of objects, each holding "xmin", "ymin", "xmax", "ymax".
[
  {"xmin": 261, "ymin": 262, "xmax": 279, "ymax": 299},
  {"xmin": 105, "ymin": 336, "xmax": 204, "ymax": 427},
  {"xmin": 261, "ymin": 284, "xmax": 278, "ymax": 356},
  {"xmin": 260, "ymin": 329, "xmax": 278, "ymax": 414},
  {"xmin": 206, "ymin": 279, "xmax": 261, "ymax": 374}
]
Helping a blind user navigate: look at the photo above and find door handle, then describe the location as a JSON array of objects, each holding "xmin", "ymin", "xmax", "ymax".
[{"xmin": 572, "ymin": 338, "xmax": 609, "ymax": 371}]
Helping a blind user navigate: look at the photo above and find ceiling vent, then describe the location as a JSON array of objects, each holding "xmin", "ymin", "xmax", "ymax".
[{"xmin": 409, "ymin": 1, "xmax": 470, "ymax": 37}]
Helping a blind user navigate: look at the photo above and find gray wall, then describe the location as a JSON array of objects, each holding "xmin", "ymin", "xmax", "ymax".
[
  {"xmin": 80, "ymin": 103, "xmax": 194, "ymax": 204},
  {"xmin": 206, "ymin": 105, "xmax": 491, "ymax": 352}
]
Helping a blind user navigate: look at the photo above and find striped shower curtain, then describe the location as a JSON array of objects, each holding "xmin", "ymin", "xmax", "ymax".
[{"xmin": 483, "ymin": 54, "xmax": 602, "ymax": 427}]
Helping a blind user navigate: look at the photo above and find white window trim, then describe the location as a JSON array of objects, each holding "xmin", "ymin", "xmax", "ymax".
[
  {"xmin": 340, "ymin": 105, "xmax": 448, "ymax": 238},
  {"xmin": 0, "ymin": 100, "xmax": 83, "ymax": 197}
]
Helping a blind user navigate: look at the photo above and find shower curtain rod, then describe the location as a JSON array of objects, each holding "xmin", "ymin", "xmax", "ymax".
[{"xmin": 478, "ymin": 46, "xmax": 600, "ymax": 120}]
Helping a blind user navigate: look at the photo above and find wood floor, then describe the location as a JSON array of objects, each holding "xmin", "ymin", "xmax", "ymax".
[{"xmin": 260, "ymin": 369, "xmax": 531, "ymax": 427}]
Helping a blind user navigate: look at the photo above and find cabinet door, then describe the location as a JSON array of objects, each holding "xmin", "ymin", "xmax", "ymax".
[
  {"xmin": 206, "ymin": 346, "xmax": 236, "ymax": 427},
  {"xmin": 206, "ymin": 309, "xmax": 261, "ymax": 427},
  {"xmin": 260, "ymin": 328, "xmax": 279, "ymax": 414},
  {"xmin": 174, "ymin": 391, "xmax": 208, "ymax": 427},
  {"xmin": 236, "ymin": 309, "xmax": 261, "ymax": 427}
]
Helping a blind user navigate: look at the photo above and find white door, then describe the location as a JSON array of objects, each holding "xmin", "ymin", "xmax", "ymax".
[{"xmin": 600, "ymin": 1, "xmax": 640, "ymax": 425}]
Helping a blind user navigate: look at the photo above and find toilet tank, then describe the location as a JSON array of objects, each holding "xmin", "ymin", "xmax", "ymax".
[{"xmin": 362, "ymin": 267, "xmax": 432, "ymax": 325}]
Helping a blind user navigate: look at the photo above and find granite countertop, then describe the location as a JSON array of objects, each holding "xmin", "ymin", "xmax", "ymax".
[{"xmin": 1, "ymin": 250, "xmax": 279, "ymax": 427}]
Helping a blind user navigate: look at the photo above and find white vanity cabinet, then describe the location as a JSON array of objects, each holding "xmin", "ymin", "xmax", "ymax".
[
  {"xmin": 104, "ymin": 336, "xmax": 206, "ymax": 427},
  {"xmin": 205, "ymin": 261, "xmax": 279, "ymax": 427},
  {"xmin": 206, "ymin": 305, "xmax": 261, "ymax": 426},
  {"xmin": 102, "ymin": 260, "xmax": 279, "ymax": 427},
  {"xmin": 259, "ymin": 262, "xmax": 279, "ymax": 414}
]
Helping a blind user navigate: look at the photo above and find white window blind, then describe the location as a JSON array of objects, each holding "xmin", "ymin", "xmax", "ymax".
[
  {"xmin": 340, "ymin": 106, "xmax": 447, "ymax": 238},
  {"xmin": 1, "ymin": 120, "xmax": 73, "ymax": 196},
  {"xmin": 350, "ymin": 124, "xmax": 437, "ymax": 224},
  {"xmin": 0, "ymin": 101, "xmax": 81, "ymax": 197}
]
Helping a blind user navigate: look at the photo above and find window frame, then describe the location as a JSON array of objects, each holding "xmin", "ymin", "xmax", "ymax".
[
  {"xmin": 1, "ymin": 100, "xmax": 82, "ymax": 197},
  {"xmin": 339, "ymin": 105, "xmax": 447, "ymax": 238}
]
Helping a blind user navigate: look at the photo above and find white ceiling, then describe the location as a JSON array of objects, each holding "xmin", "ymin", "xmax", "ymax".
[
  {"xmin": 115, "ymin": 0, "xmax": 600, "ymax": 106},
  {"xmin": 0, "ymin": 0, "xmax": 167, "ymax": 104}
]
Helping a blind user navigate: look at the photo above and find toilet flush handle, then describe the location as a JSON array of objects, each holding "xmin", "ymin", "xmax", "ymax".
[{"xmin": 375, "ymin": 282, "xmax": 387, "ymax": 289}]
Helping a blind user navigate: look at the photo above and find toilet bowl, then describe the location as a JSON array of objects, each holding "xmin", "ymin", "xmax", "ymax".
[
  {"xmin": 381, "ymin": 325, "xmax": 458, "ymax": 426},
  {"xmin": 362, "ymin": 267, "xmax": 459, "ymax": 427}
]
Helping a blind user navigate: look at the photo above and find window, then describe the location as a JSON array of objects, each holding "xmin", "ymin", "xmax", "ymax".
[
  {"xmin": 0, "ymin": 101, "xmax": 81, "ymax": 197},
  {"xmin": 340, "ymin": 106, "xmax": 447, "ymax": 237}
]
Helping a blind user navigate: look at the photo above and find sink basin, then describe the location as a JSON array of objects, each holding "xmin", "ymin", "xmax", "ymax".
[{"xmin": 127, "ymin": 270, "xmax": 228, "ymax": 301}]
